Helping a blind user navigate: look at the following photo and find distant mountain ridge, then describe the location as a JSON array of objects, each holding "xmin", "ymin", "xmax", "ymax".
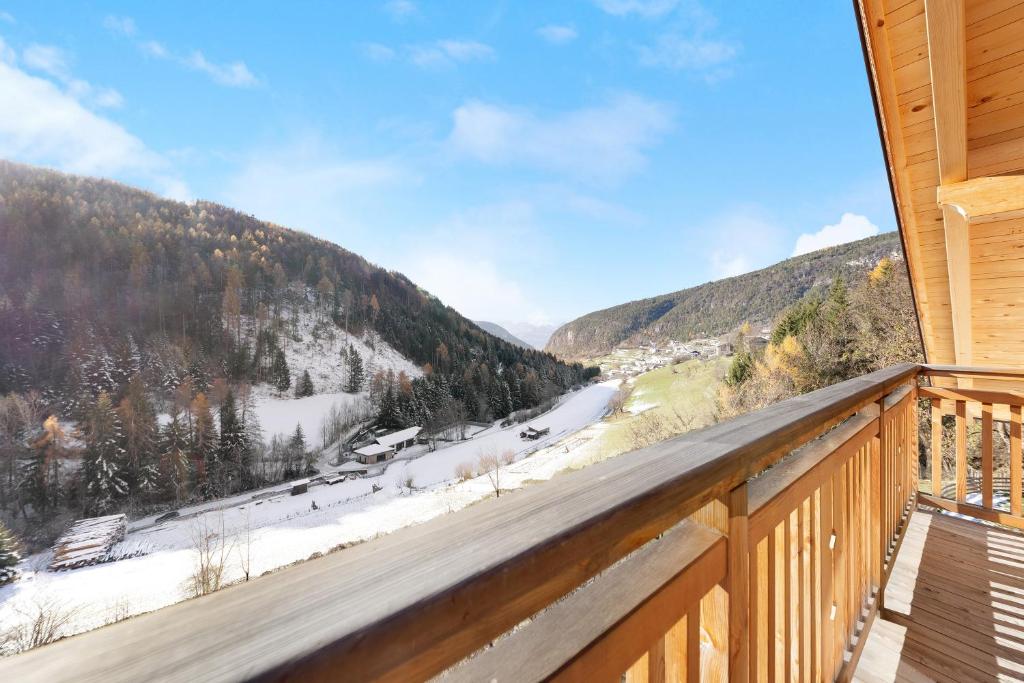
[
  {"xmin": 545, "ymin": 232, "xmax": 903, "ymax": 360},
  {"xmin": 473, "ymin": 321, "xmax": 533, "ymax": 349}
]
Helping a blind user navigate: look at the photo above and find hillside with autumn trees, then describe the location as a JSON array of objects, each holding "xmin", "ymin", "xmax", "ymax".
[{"xmin": 0, "ymin": 160, "xmax": 596, "ymax": 544}]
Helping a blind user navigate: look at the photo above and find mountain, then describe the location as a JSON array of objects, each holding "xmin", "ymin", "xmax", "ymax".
[
  {"xmin": 0, "ymin": 160, "xmax": 595, "ymax": 419},
  {"xmin": 473, "ymin": 321, "xmax": 533, "ymax": 349},
  {"xmin": 545, "ymin": 232, "xmax": 903, "ymax": 360},
  {"xmin": 502, "ymin": 322, "xmax": 561, "ymax": 351}
]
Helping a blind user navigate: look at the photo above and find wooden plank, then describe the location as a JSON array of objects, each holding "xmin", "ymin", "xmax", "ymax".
[
  {"xmin": 918, "ymin": 384, "xmax": 1024, "ymax": 405},
  {"xmin": 918, "ymin": 492, "xmax": 1024, "ymax": 529},
  {"xmin": 1013, "ymin": 404, "xmax": 1022, "ymax": 516},
  {"xmin": 727, "ymin": 482, "xmax": 749, "ymax": 683},
  {"xmin": 0, "ymin": 364, "xmax": 921, "ymax": 683},
  {"xmin": 925, "ymin": 0, "xmax": 967, "ymax": 183},
  {"xmin": 447, "ymin": 522, "xmax": 726, "ymax": 683},
  {"xmin": 937, "ymin": 175, "xmax": 1024, "ymax": 221},
  {"xmin": 956, "ymin": 399, "xmax": 968, "ymax": 500}
]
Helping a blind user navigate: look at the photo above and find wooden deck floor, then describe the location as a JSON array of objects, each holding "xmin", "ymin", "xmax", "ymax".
[{"xmin": 855, "ymin": 508, "xmax": 1024, "ymax": 683}]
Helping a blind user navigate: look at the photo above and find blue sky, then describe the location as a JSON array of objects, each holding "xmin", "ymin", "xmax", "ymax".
[{"xmin": 0, "ymin": 1, "xmax": 896, "ymax": 327}]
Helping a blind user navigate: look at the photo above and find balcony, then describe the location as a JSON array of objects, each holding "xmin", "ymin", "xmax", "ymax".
[{"xmin": 5, "ymin": 363, "xmax": 1024, "ymax": 681}]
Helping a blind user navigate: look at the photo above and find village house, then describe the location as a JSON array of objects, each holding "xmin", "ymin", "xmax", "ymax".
[{"xmin": 353, "ymin": 426, "xmax": 423, "ymax": 465}]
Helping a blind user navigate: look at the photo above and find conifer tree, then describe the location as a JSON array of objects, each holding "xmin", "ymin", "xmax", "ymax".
[
  {"xmin": 83, "ymin": 391, "xmax": 128, "ymax": 515},
  {"xmin": 271, "ymin": 349, "xmax": 291, "ymax": 392},
  {"xmin": 216, "ymin": 389, "xmax": 248, "ymax": 495},
  {"xmin": 295, "ymin": 370, "xmax": 315, "ymax": 398},
  {"xmin": 286, "ymin": 424, "xmax": 307, "ymax": 477},
  {"xmin": 344, "ymin": 344, "xmax": 364, "ymax": 393},
  {"xmin": 0, "ymin": 520, "xmax": 21, "ymax": 584},
  {"xmin": 118, "ymin": 375, "xmax": 159, "ymax": 505},
  {"xmin": 190, "ymin": 392, "xmax": 218, "ymax": 498},
  {"xmin": 160, "ymin": 412, "xmax": 190, "ymax": 503}
]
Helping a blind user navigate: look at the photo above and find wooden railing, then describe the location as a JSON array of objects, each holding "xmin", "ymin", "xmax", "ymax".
[
  {"xmin": 0, "ymin": 364, "xmax": 926, "ymax": 682},
  {"xmin": 917, "ymin": 365, "xmax": 1024, "ymax": 530}
]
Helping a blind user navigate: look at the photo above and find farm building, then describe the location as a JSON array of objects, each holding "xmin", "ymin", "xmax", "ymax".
[
  {"xmin": 376, "ymin": 426, "xmax": 422, "ymax": 452},
  {"xmin": 354, "ymin": 443, "xmax": 394, "ymax": 465}
]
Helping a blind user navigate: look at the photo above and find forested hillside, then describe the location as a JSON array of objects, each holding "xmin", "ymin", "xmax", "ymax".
[
  {"xmin": 0, "ymin": 161, "xmax": 594, "ymax": 536},
  {"xmin": 546, "ymin": 232, "xmax": 903, "ymax": 359}
]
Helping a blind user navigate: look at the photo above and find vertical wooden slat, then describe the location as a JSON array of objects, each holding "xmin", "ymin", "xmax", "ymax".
[
  {"xmin": 955, "ymin": 400, "xmax": 967, "ymax": 501},
  {"xmin": 648, "ymin": 637, "xmax": 666, "ymax": 683},
  {"xmin": 753, "ymin": 538, "xmax": 768, "ymax": 683},
  {"xmin": 810, "ymin": 491, "xmax": 820, "ymax": 683},
  {"xmin": 870, "ymin": 421, "xmax": 882, "ymax": 604},
  {"xmin": 1012, "ymin": 405, "xmax": 1022, "ymax": 517},
  {"xmin": 666, "ymin": 617, "xmax": 687, "ymax": 683},
  {"xmin": 786, "ymin": 510, "xmax": 797, "ymax": 683},
  {"xmin": 687, "ymin": 607, "xmax": 700, "ymax": 683},
  {"xmin": 771, "ymin": 524, "xmax": 784, "ymax": 683},
  {"xmin": 799, "ymin": 498, "xmax": 811, "ymax": 683},
  {"xmin": 931, "ymin": 399, "xmax": 943, "ymax": 497},
  {"xmin": 833, "ymin": 464, "xmax": 847, "ymax": 657},
  {"xmin": 703, "ymin": 585, "xmax": 728, "ymax": 683},
  {"xmin": 727, "ymin": 482, "xmax": 749, "ymax": 683},
  {"xmin": 820, "ymin": 478, "xmax": 835, "ymax": 681},
  {"xmin": 982, "ymin": 403, "xmax": 993, "ymax": 510},
  {"xmin": 625, "ymin": 652, "xmax": 648, "ymax": 682}
]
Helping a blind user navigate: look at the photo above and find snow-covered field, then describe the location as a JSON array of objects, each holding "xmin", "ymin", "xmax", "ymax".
[{"xmin": 0, "ymin": 381, "xmax": 619, "ymax": 649}]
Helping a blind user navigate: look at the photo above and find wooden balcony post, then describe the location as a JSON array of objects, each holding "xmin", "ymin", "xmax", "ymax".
[
  {"xmin": 871, "ymin": 396, "xmax": 885, "ymax": 604},
  {"xmin": 727, "ymin": 481, "xmax": 749, "ymax": 683}
]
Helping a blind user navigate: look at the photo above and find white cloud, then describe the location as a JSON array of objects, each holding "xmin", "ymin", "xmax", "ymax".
[
  {"xmin": 405, "ymin": 253, "xmax": 550, "ymax": 325},
  {"xmin": 638, "ymin": 34, "xmax": 737, "ymax": 71},
  {"xmin": 0, "ymin": 11, "xmax": 14, "ymax": 24},
  {"xmin": 105, "ymin": 18, "xmax": 259, "ymax": 88},
  {"xmin": 22, "ymin": 43, "xmax": 68, "ymax": 78},
  {"xmin": 0, "ymin": 58, "xmax": 185, "ymax": 198},
  {"xmin": 448, "ymin": 93, "xmax": 673, "ymax": 183},
  {"xmin": 594, "ymin": 0, "xmax": 679, "ymax": 17},
  {"xmin": 537, "ymin": 25, "xmax": 578, "ymax": 44},
  {"xmin": 395, "ymin": 202, "xmax": 552, "ymax": 324},
  {"xmin": 792, "ymin": 213, "xmax": 881, "ymax": 257},
  {"xmin": 20, "ymin": 42, "xmax": 123, "ymax": 109},
  {"xmin": 408, "ymin": 40, "xmax": 494, "ymax": 68},
  {"xmin": 0, "ymin": 36, "xmax": 13, "ymax": 63},
  {"xmin": 184, "ymin": 50, "xmax": 259, "ymax": 88},
  {"xmin": 140, "ymin": 40, "xmax": 168, "ymax": 59},
  {"xmin": 102, "ymin": 15, "xmax": 136, "ymax": 37},
  {"xmin": 383, "ymin": 0, "xmax": 417, "ymax": 21},
  {"xmin": 361, "ymin": 42, "xmax": 396, "ymax": 62},
  {"xmin": 703, "ymin": 207, "xmax": 785, "ymax": 280},
  {"xmin": 222, "ymin": 138, "xmax": 409, "ymax": 236}
]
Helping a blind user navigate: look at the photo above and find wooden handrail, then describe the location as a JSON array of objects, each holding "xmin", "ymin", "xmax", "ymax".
[
  {"xmin": 442, "ymin": 521, "xmax": 726, "ymax": 681},
  {"xmin": 0, "ymin": 363, "xmax": 919, "ymax": 683}
]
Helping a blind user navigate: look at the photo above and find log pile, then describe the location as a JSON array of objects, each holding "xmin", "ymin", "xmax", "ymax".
[{"xmin": 49, "ymin": 514, "xmax": 127, "ymax": 571}]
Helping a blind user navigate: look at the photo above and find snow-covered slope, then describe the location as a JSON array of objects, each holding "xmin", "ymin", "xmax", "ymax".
[{"xmin": 0, "ymin": 382, "xmax": 618, "ymax": 650}]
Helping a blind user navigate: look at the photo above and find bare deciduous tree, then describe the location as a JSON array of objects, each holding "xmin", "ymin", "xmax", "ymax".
[
  {"xmin": 1, "ymin": 595, "xmax": 81, "ymax": 654},
  {"xmin": 186, "ymin": 512, "xmax": 233, "ymax": 597},
  {"xmin": 478, "ymin": 450, "xmax": 516, "ymax": 497}
]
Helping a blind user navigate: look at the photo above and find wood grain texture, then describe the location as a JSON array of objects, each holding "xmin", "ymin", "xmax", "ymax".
[
  {"xmin": 443, "ymin": 521, "xmax": 725, "ymax": 683},
  {"xmin": 925, "ymin": 0, "xmax": 967, "ymax": 184}
]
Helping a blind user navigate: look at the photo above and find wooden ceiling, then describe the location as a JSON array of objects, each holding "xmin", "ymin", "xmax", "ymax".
[{"xmin": 857, "ymin": 0, "xmax": 1024, "ymax": 368}]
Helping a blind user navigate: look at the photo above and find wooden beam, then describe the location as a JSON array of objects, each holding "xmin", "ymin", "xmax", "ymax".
[
  {"xmin": 937, "ymin": 176, "xmax": 1024, "ymax": 223},
  {"xmin": 942, "ymin": 204, "xmax": 972, "ymax": 368},
  {"xmin": 926, "ymin": 0, "xmax": 971, "ymax": 373},
  {"xmin": 924, "ymin": 0, "xmax": 967, "ymax": 185}
]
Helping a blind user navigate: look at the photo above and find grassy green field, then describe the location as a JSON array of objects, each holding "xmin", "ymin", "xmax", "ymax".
[{"xmin": 596, "ymin": 357, "xmax": 730, "ymax": 461}]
